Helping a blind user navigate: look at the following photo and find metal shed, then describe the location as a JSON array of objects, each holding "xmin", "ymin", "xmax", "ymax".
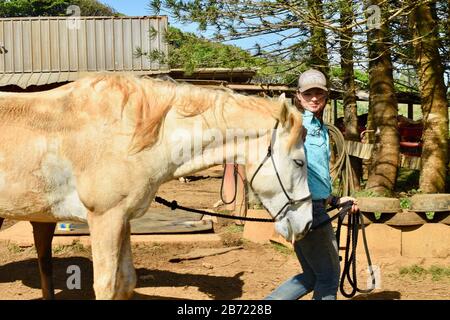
[{"xmin": 0, "ymin": 16, "xmax": 169, "ymax": 89}]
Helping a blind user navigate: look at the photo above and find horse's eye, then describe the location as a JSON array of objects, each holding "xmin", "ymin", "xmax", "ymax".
[{"xmin": 294, "ymin": 159, "xmax": 304, "ymax": 167}]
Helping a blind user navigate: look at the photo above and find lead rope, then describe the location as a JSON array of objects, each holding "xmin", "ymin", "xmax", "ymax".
[
  {"xmin": 155, "ymin": 194, "xmax": 375, "ymax": 298},
  {"xmin": 313, "ymin": 202, "xmax": 376, "ymax": 298},
  {"xmin": 154, "ymin": 196, "xmax": 275, "ymax": 222},
  {"xmin": 337, "ymin": 210, "xmax": 376, "ymax": 298}
]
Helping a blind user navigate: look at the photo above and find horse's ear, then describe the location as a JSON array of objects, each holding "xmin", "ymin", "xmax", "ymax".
[
  {"xmin": 278, "ymin": 94, "xmax": 298, "ymax": 128},
  {"xmin": 278, "ymin": 95, "xmax": 288, "ymax": 124}
]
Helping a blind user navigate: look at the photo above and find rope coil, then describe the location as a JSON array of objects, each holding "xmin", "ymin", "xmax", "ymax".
[{"xmin": 327, "ymin": 123, "xmax": 355, "ymax": 197}]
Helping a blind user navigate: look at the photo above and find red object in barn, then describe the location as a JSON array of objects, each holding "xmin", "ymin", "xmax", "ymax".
[
  {"xmin": 335, "ymin": 114, "xmax": 423, "ymax": 157},
  {"xmin": 397, "ymin": 116, "xmax": 423, "ymax": 156}
]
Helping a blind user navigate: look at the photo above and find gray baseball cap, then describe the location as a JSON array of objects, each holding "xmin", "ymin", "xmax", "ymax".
[{"xmin": 297, "ymin": 69, "xmax": 328, "ymax": 92}]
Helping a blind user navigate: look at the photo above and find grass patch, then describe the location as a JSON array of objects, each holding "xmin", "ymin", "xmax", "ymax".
[
  {"xmin": 52, "ymin": 241, "xmax": 88, "ymax": 255},
  {"xmin": 224, "ymin": 224, "xmax": 244, "ymax": 234},
  {"xmin": 7, "ymin": 242, "xmax": 26, "ymax": 254},
  {"xmin": 249, "ymin": 203, "xmax": 264, "ymax": 210},
  {"xmin": 220, "ymin": 224, "xmax": 244, "ymax": 247},
  {"xmin": 270, "ymin": 242, "xmax": 294, "ymax": 256},
  {"xmin": 429, "ymin": 266, "xmax": 450, "ymax": 281},
  {"xmin": 399, "ymin": 265, "xmax": 450, "ymax": 281}
]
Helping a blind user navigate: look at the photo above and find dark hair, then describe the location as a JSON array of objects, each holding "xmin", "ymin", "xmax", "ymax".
[{"xmin": 293, "ymin": 93, "xmax": 304, "ymax": 113}]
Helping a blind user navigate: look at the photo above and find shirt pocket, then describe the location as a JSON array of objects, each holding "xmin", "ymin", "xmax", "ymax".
[{"xmin": 306, "ymin": 132, "xmax": 325, "ymax": 148}]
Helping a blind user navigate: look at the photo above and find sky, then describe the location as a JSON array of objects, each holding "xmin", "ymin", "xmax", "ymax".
[
  {"xmin": 99, "ymin": 0, "xmax": 271, "ymax": 51},
  {"xmin": 100, "ymin": 0, "xmax": 215, "ymax": 36},
  {"xmin": 100, "ymin": 0, "xmax": 154, "ymax": 17}
]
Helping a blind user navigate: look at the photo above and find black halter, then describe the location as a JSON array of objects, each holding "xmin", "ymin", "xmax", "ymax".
[{"xmin": 249, "ymin": 120, "xmax": 312, "ymax": 221}]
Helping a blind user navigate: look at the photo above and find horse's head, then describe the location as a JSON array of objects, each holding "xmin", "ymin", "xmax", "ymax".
[{"xmin": 246, "ymin": 94, "xmax": 313, "ymax": 242}]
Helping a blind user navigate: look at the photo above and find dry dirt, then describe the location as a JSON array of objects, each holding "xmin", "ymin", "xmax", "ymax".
[{"xmin": 0, "ymin": 167, "xmax": 449, "ymax": 300}]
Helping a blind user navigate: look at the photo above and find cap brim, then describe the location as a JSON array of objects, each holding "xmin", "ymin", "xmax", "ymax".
[{"xmin": 298, "ymin": 84, "xmax": 328, "ymax": 92}]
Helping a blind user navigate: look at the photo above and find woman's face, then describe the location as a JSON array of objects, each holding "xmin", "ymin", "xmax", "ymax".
[{"xmin": 296, "ymin": 88, "xmax": 328, "ymax": 114}]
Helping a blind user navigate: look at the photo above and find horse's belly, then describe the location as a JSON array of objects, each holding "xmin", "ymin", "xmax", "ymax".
[
  {"xmin": 0, "ymin": 187, "xmax": 88, "ymax": 223},
  {"xmin": 0, "ymin": 136, "xmax": 88, "ymax": 222}
]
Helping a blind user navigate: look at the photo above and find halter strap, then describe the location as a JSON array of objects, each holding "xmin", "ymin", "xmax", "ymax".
[{"xmin": 249, "ymin": 120, "xmax": 311, "ymax": 221}]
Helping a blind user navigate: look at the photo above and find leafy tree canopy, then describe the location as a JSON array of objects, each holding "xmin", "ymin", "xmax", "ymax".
[
  {"xmin": 165, "ymin": 26, "xmax": 263, "ymax": 73},
  {"xmin": 140, "ymin": 26, "xmax": 309, "ymax": 84},
  {"xmin": 0, "ymin": 0, "xmax": 117, "ymax": 17}
]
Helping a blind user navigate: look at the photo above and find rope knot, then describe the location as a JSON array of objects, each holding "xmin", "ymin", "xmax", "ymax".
[
  {"xmin": 170, "ymin": 200, "xmax": 178, "ymax": 210},
  {"xmin": 266, "ymin": 145, "xmax": 272, "ymax": 157}
]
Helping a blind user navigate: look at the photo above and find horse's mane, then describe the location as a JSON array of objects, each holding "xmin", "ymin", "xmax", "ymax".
[
  {"xmin": 0, "ymin": 73, "xmax": 299, "ymax": 152},
  {"xmin": 89, "ymin": 74, "xmax": 289, "ymax": 152}
]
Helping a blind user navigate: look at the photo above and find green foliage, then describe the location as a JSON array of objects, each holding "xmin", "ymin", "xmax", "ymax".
[
  {"xmin": 71, "ymin": 0, "xmax": 118, "ymax": 16},
  {"xmin": 395, "ymin": 169, "xmax": 421, "ymax": 194},
  {"xmin": 399, "ymin": 198, "xmax": 412, "ymax": 210},
  {"xmin": 399, "ymin": 264, "xmax": 427, "ymax": 279},
  {"xmin": 428, "ymin": 266, "xmax": 450, "ymax": 281},
  {"xmin": 399, "ymin": 265, "xmax": 450, "ymax": 281},
  {"xmin": 0, "ymin": 0, "xmax": 67, "ymax": 16},
  {"xmin": 249, "ymin": 203, "xmax": 264, "ymax": 210},
  {"xmin": 351, "ymin": 189, "xmax": 388, "ymax": 198},
  {"xmin": 7, "ymin": 242, "xmax": 26, "ymax": 254},
  {"xmin": 0, "ymin": 0, "xmax": 117, "ymax": 17},
  {"xmin": 164, "ymin": 26, "xmax": 266, "ymax": 74},
  {"xmin": 224, "ymin": 224, "xmax": 244, "ymax": 234},
  {"xmin": 270, "ymin": 242, "xmax": 294, "ymax": 256},
  {"xmin": 373, "ymin": 211, "xmax": 382, "ymax": 220},
  {"xmin": 138, "ymin": 26, "xmax": 294, "ymax": 82},
  {"xmin": 52, "ymin": 240, "xmax": 88, "ymax": 255},
  {"xmin": 425, "ymin": 211, "xmax": 435, "ymax": 220}
]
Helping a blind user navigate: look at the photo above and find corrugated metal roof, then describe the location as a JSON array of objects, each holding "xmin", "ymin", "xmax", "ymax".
[
  {"xmin": 0, "ymin": 16, "xmax": 169, "ymax": 89},
  {"xmin": 0, "ymin": 70, "xmax": 168, "ymax": 89}
]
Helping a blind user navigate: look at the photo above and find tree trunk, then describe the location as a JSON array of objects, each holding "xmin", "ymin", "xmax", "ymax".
[
  {"xmin": 365, "ymin": 0, "xmax": 400, "ymax": 195},
  {"xmin": 307, "ymin": 0, "xmax": 330, "ymax": 77},
  {"xmin": 410, "ymin": 2, "xmax": 449, "ymax": 193},
  {"xmin": 339, "ymin": 0, "xmax": 362, "ymax": 191},
  {"xmin": 444, "ymin": 0, "xmax": 450, "ymax": 58},
  {"xmin": 306, "ymin": 0, "xmax": 338, "ymax": 173}
]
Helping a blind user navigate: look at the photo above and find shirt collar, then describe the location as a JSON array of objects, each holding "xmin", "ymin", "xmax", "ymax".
[{"xmin": 302, "ymin": 110, "xmax": 320, "ymax": 125}]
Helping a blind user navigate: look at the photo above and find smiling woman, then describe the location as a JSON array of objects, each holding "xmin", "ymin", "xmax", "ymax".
[{"xmin": 265, "ymin": 69, "xmax": 358, "ymax": 301}]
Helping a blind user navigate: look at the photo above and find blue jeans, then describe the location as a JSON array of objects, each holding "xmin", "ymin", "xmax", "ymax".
[{"xmin": 265, "ymin": 201, "xmax": 340, "ymax": 300}]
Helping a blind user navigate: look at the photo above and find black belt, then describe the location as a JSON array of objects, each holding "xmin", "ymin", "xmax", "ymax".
[{"xmin": 312, "ymin": 199, "xmax": 326, "ymax": 205}]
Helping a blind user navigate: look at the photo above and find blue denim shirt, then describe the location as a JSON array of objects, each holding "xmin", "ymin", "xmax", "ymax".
[{"xmin": 302, "ymin": 110, "xmax": 332, "ymax": 200}]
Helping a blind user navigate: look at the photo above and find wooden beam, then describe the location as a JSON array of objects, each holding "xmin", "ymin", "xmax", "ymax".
[{"xmin": 408, "ymin": 103, "xmax": 414, "ymax": 119}]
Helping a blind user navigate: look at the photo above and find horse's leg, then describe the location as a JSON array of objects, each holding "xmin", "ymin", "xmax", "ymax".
[
  {"xmin": 31, "ymin": 221, "xmax": 56, "ymax": 300},
  {"xmin": 88, "ymin": 208, "xmax": 136, "ymax": 300}
]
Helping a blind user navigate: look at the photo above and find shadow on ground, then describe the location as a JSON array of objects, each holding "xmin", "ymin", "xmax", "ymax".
[
  {"xmin": 351, "ymin": 291, "xmax": 401, "ymax": 300},
  {"xmin": 0, "ymin": 257, "xmax": 244, "ymax": 300}
]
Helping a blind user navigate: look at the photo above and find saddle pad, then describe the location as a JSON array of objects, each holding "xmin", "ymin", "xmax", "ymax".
[{"xmin": 54, "ymin": 208, "xmax": 211, "ymax": 235}]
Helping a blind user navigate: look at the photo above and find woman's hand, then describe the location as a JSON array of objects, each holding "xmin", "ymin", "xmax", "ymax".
[{"xmin": 338, "ymin": 196, "xmax": 359, "ymax": 213}]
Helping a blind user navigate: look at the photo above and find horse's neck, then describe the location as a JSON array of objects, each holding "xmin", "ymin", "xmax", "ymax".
[
  {"xmin": 0, "ymin": 87, "xmax": 70, "ymax": 118},
  {"xmin": 162, "ymin": 107, "xmax": 275, "ymax": 179}
]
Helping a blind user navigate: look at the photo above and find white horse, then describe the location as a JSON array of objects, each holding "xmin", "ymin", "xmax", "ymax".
[{"xmin": 0, "ymin": 74, "xmax": 312, "ymax": 299}]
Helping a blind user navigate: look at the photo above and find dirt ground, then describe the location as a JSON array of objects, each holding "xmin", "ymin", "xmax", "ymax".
[{"xmin": 0, "ymin": 167, "xmax": 449, "ymax": 300}]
